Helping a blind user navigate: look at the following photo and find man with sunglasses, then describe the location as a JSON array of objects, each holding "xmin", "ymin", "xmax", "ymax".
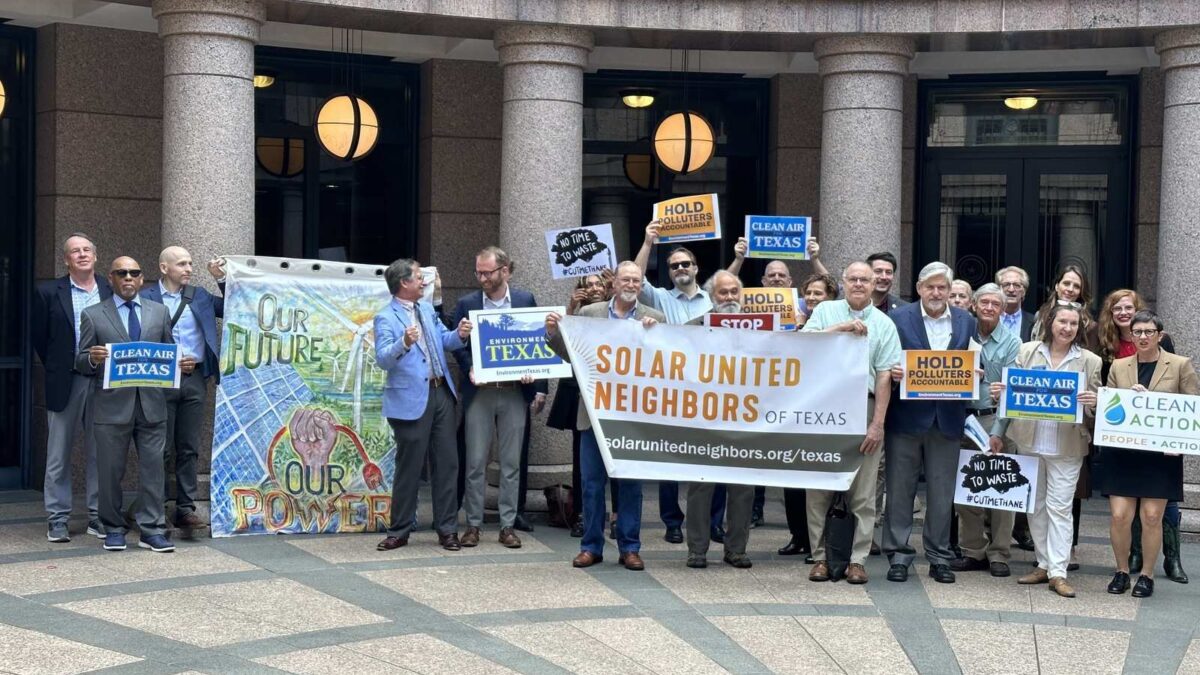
[
  {"xmin": 634, "ymin": 221, "xmax": 714, "ymax": 544},
  {"xmin": 140, "ymin": 246, "xmax": 225, "ymax": 537},
  {"xmin": 450, "ymin": 246, "xmax": 547, "ymax": 547},
  {"xmin": 32, "ymin": 233, "xmax": 112, "ymax": 543},
  {"xmin": 76, "ymin": 257, "xmax": 192, "ymax": 553}
]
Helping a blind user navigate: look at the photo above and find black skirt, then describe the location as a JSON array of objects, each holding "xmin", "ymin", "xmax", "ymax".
[
  {"xmin": 546, "ymin": 377, "xmax": 580, "ymax": 431},
  {"xmin": 1101, "ymin": 448, "xmax": 1183, "ymax": 501}
]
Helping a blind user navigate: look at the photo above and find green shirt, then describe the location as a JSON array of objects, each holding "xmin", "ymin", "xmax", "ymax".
[
  {"xmin": 972, "ymin": 322, "xmax": 1021, "ymax": 437},
  {"xmin": 803, "ymin": 300, "xmax": 902, "ymax": 395}
]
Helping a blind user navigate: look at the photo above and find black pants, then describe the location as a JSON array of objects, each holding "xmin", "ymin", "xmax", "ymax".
[
  {"xmin": 784, "ymin": 488, "xmax": 810, "ymax": 548},
  {"xmin": 388, "ymin": 386, "xmax": 458, "ymax": 537}
]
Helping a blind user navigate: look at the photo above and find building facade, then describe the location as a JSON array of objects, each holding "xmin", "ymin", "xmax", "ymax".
[{"xmin": 2, "ymin": 0, "xmax": 1198, "ymax": 527}]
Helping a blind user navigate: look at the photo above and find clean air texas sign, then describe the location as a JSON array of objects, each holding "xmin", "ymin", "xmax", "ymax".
[{"xmin": 1094, "ymin": 387, "xmax": 1200, "ymax": 455}]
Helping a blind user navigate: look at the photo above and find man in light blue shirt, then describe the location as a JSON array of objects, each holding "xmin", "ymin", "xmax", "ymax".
[
  {"xmin": 799, "ymin": 261, "xmax": 901, "ymax": 585},
  {"xmin": 634, "ymin": 220, "xmax": 712, "ymax": 543},
  {"xmin": 952, "ymin": 282, "xmax": 1022, "ymax": 577}
]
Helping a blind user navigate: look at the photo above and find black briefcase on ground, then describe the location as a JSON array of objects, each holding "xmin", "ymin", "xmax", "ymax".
[{"xmin": 824, "ymin": 493, "xmax": 856, "ymax": 582}]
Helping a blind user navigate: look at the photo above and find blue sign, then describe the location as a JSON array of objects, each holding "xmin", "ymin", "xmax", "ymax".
[
  {"xmin": 468, "ymin": 307, "xmax": 572, "ymax": 384},
  {"xmin": 744, "ymin": 215, "xmax": 810, "ymax": 260},
  {"xmin": 998, "ymin": 367, "xmax": 1084, "ymax": 423},
  {"xmin": 102, "ymin": 341, "xmax": 181, "ymax": 389}
]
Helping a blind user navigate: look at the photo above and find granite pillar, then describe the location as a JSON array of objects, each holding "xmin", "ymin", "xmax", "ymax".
[
  {"xmin": 153, "ymin": 0, "xmax": 264, "ymax": 288},
  {"xmin": 1155, "ymin": 29, "xmax": 1200, "ymax": 357},
  {"xmin": 814, "ymin": 36, "xmax": 914, "ymax": 276},
  {"xmin": 494, "ymin": 24, "xmax": 593, "ymax": 506}
]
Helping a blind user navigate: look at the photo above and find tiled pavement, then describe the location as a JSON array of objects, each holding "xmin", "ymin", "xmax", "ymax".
[{"xmin": 2, "ymin": 488, "xmax": 1199, "ymax": 675}]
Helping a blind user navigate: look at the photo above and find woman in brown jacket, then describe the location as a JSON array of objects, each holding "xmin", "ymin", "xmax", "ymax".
[{"xmin": 1103, "ymin": 310, "xmax": 1199, "ymax": 599}]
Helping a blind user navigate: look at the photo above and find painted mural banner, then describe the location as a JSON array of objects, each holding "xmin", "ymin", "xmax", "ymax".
[
  {"xmin": 558, "ymin": 316, "xmax": 869, "ymax": 490},
  {"xmin": 744, "ymin": 215, "xmax": 810, "ymax": 260},
  {"xmin": 1094, "ymin": 387, "xmax": 1200, "ymax": 455},
  {"xmin": 468, "ymin": 306, "xmax": 572, "ymax": 384},
  {"xmin": 653, "ymin": 193, "xmax": 721, "ymax": 243},
  {"xmin": 102, "ymin": 341, "xmax": 181, "ymax": 389},
  {"xmin": 210, "ymin": 255, "xmax": 397, "ymax": 537},
  {"xmin": 999, "ymin": 367, "xmax": 1084, "ymax": 423}
]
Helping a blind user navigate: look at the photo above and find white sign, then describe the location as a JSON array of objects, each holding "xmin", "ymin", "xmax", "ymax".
[
  {"xmin": 420, "ymin": 266, "xmax": 438, "ymax": 304},
  {"xmin": 1094, "ymin": 387, "xmax": 1200, "ymax": 455},
  {"xmin": 469, "ymin": 306, "xmax": 572, "ymax": 384},
  {"xmin": 545, "ymin": 224, "xmax": 617, "ymax": 279},
  {"xmin": 953, "ymin": 449, "xmax": 1040, "ymax": 514}
]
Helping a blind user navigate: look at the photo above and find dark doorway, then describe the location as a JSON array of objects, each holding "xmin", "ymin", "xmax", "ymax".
[
  {"xmin": 582, "ymin": 71, "xmax": 769, "ymax": 289},
  {"xmin": 917, "ymin": 78, "xmax": 1134, "ymax": 311}
]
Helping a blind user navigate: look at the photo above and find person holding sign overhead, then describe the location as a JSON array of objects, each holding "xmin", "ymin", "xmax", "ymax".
[
  {"xmin": 989, "ymin": 303, "xmax": 1100, "ymax": 598},
  {"xmin": 545, "ymin": 261, "xmax": 666, "ymax": 571},
  {"xmin": 635, "ymin": 221, "xmax": 713, "ymax": 544},
  {"xmin": 883, "ymin": 262, "xmax": 977, "ymax": 584},
  {"xmin": 1102, "ymin": 310, "xmax": 1198, "ymax": 599},
  {"xmin": 76, "ymin": 256, "xmax": 190, "ymax": 553}
]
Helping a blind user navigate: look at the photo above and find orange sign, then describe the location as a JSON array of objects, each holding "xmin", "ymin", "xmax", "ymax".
[
  {"xmin": 741, "ymin": 287, "xmax": 800, "ymax": 330},
  {"xmin": 901, "ymin": 350, "xmax": 979, "ymax": 400},
  {"xmin": 653, "ymin": 193, "xmax": 721, "ymax": 243}
]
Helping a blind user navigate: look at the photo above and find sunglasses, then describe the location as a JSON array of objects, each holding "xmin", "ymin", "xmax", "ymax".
[
  {"xmin": 112, "ymin": 269, "xmax": 142, "ymax": 278},
  {"xmin": 668, "ymin": 261, "xmax": 693, "ymax": 271}
]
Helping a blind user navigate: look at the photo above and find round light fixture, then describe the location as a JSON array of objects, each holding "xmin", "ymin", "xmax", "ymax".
[
  {"xmin": 1004, "ymin": 96, "xmax": 1038, "ymax": 110},
  {"xmin": 315, "ymin": 94, "xmax": 379, "ymax": 161},
  {"xmin": 0, "ymin": 79, "xmax": 6, "ymax": 118},
  {"xmin": 623, "ymin": 152, "xmax": 659, "ymax": 190},
  {"xmin": 253, "ymin": 74, "xmax": 276, "ymax": 89},
  {"xmin": 653, "ymin": 111, "xmax": 715, "ymax": 174},
  {"xmin": 255, "ymin": 137, "xmax": 305, "ymax": 177},
  {"xmin": 621, "ymin": 90, "xmax": 655, "ymax": 109}
]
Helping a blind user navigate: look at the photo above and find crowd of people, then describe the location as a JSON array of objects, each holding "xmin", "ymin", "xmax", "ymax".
[{"xmin": 34, "ymin": 226, "xmax": 1196, "ymax": 602}]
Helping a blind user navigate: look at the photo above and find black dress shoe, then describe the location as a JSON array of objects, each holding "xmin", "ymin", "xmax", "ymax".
[
  {"xmin": 664, "ymin": 526, "xmax": 684, "ymax": 544},
  {"xmin": 1131, "ymin": 574, "xmax": 1154, "ymax": 598},
  {"xmin": 929, "ymin": 564, "xmax": 956, "ymax": 584},
  {"xmin": 990, "ymin": 562, "xmax": 1011, "ymax": 578},
  {"xmin": 950, "ymin": 556, "xmax": 989, "ymax": 572},
  {"xmin": 1107, "ymin": 571, "xmax": 1131, "ymax": 594},
  {"xmin": 887, "ymin": 564, "xmax": 909, "ymax": 582},
  {"xmin": 1013, "ymin": 532, "xmax": 1035, "ymax": 552},
  {"xmin": 710, "ymin": 526, "xmax": 726, "ymax": 544},
  {"xmin": 513, "ymin": 514, "xmax": 534, "ymax": 532},
  {"xmin": 376, "ymin": 536, "xmax": 408, "ymax": 551},
  {"xmin": 777, "ymin": 539, "xmax": 809, "ymax": 556},
  {"xmin": 569, "ymin": 517, "xmax": 584, "ymax": 538},
  {"xmin": 438, "ymin": 533, "xmax": 461, "ymax": 551}
]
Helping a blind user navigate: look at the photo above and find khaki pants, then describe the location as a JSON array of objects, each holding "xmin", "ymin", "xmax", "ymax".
[
  {"xmin": 957, "ymin": 413, "xmax": 1015, "ymax": 563},
  {"xmin": 806, "ymin": 403, "xmax": 879, "ymax": 565}
]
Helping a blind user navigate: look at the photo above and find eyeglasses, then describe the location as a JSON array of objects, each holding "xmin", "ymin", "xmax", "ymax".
[
  {"xmin": 1000, "ymin": 282, "xmax": 1025, "ymax": 289},
  {"xmin": 845, "ymin": 276, "xmax": 872, "ymax": 285},
  {"xmin": 112, "ymin": 269, "xmax": 142, "ymax": 278},
  {"xmin": 1131, "ymin": 329, "xmax": 1159, "ymax": 337},
  {"xmin": 668, "ymin": 261, "xmax": 693, "ymax": 271},
  {"xmin": 1055, "ymin": 299, "xmax": 1082, "ymax": 309},
  {"xmin": 475, "ymin": 267, "xmax": 504, "ymax": 278},
  {"xmin": 584, "ymin": 281, "xmax": 606, "ymax": 289}
]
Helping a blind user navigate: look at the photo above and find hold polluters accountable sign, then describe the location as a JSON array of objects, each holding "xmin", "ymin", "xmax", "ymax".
[{"xmin": 558, "ymin": 316, "xmax": 869, "ymax": 490}]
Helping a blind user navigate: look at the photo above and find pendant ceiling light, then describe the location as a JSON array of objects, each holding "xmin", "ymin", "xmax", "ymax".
[
  {"xmin": 0, "ymin": 79, "xmax": 6, "ymax": 118},
  {"xmin": 256, "ymin": 137, "xmax": 306, "ymax": 177},
  {"xmin": 652, "ymin": 50, "xmax": 715, "ymax": 175},
  {"xmin": 315, "ymin": 28, "xmax": 379, "ymax": 161},
  {"xmin": 1004, "ymin": 96, "xmax": 1038, "ymax": 110}
]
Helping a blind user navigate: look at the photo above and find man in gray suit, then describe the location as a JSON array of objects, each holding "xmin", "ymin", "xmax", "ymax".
[{"xmin": 76, "ymin": 256, "xmax": 195, "ymax": 553}]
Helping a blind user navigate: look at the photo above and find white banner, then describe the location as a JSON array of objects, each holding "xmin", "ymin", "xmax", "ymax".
[
  {"xmin": 559, "ymin": 316, "xmax": 869, "ymax": 490},
  {"xmin": 953, "ymin": 449, "xmax": 1040, "ymax": 514},
  {"xmin": 1094, "ymin": 387, "xmax": 1200, "ymax": 455}
]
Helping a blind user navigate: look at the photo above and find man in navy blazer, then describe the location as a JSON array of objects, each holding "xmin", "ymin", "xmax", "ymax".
[
  {"xmin": 140, "ymin": 246, "xmax": 225, "ymax": 535},
  {"xmin": 882, "ymin": 261, "xmax": 978, "ymax": 585},
  {"xmin": 31, "ymin": 233, "xmax": 112, "ymax": 542},
  {"xmin": 451, "ymin": 246, "xmax": 547, "ymax": 547},
  {"xmin": 996, "ymin": 266, "xmax": 1035, "ymax": 341},
  {"xmin": 374, "ymin": 258, "xmax": 472, "ymax": 552}
]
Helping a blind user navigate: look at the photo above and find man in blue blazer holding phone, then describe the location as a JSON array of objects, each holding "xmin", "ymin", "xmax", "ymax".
[
  {"xmin": 882, "ymin": 261, "xmax": 977, "ymax": 585},
  {"xmin": 374, "ymin": 258, "xmax": 472, "ymax": 552},
  {"xmin": 140, "ymin": 246, "xmax": 224, "ymax": 536}
]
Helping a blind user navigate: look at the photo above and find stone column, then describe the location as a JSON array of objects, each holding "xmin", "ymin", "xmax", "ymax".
[
  {"xmin": 1155, "ymin": 29, "xmax": 1200, "ymax": 356},
  {"xmin": 814, "ymin": 36, "xmax": 915, "ymax": 276},
  {"xmin": 153, "ymin": 0, "xmax": 264, "ymax": 289},
  {"xmin": 494, "ymin": 24, "xmax": 593, "ymax": 508}
]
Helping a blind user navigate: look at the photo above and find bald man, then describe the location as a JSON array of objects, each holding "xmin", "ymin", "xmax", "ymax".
[{"xmin": 140, "ymin": 246, "xmax": 225, "ymax": 536}]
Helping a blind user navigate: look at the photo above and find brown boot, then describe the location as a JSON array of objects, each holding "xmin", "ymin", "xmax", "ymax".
[
  {"xmin": 1018, "ymin": 567, "xmax": 1049, "ymax": 585},
  {"xmin": 460, "ymin": 526, "xmax": 480, "ymax": 547},
  {"xmin": 498, "ymin": 527, "xmax": 522, "ymax": 549},
  {"xmin": 1049, "ymin": 577, "xmax": 1076, "ymax": 598}
]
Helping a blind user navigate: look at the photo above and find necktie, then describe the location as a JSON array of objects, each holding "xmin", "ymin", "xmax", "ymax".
[
  {"xmin": 125, "ymin": 301, "xmax": 141, "ymax": 341},
  {"xmin": 414, "ymin": 303, "xmax": 444, "ymax": 379}
]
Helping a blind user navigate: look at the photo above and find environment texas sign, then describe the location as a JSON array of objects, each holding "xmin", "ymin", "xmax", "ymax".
[{"xmin": 1094, "ymin": 387, "xmax": 1200, "ymax": 456}]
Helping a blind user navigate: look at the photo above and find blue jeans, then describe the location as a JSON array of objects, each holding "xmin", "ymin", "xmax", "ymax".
[{"xmin": 580, "ymin": 430, "xmax": 642, "ymax": 555}]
